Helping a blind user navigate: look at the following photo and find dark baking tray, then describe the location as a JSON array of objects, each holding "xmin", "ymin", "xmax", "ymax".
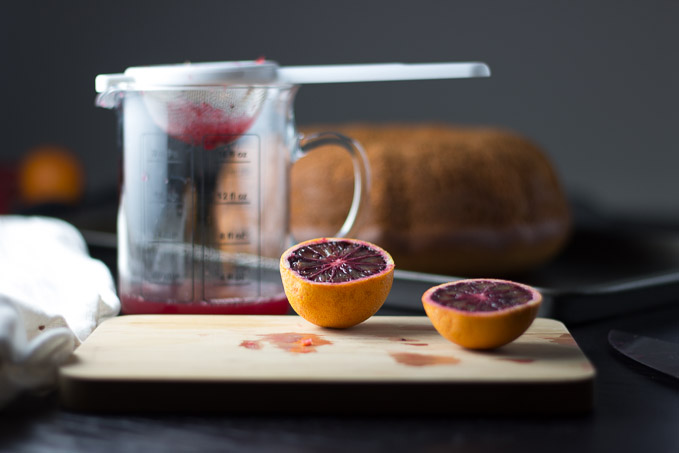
[{"xmin": 385, "ymin": 210, "xmax": 679, "ymax": 324}]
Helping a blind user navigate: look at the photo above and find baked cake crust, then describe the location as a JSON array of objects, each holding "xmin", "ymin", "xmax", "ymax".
[{"xmin": 292, "ymin": 123, "xmax": 571, "ymax": 277}]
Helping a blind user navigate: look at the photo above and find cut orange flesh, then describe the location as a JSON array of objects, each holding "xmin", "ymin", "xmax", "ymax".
[
  {"xmin": 280, "ymin": 238, "xmax": 395, "ymax": 328},
  {"xmin": 422, "ymin": 279, "xmax": 542, "ymax": 349}
]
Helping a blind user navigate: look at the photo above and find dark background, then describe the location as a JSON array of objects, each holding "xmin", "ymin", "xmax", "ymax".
[
  {"xmin": 1, "ymin": 4, "xmax": 678, "ymax": 450},
  {"xmin": 2, "ymin": 0, "xmax": 677, "ymax": 223}
]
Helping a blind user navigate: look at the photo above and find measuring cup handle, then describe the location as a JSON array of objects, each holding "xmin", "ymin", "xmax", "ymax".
[{"xmin": 296, "ymin": 132, "xmax": 371, "ymax": 238}]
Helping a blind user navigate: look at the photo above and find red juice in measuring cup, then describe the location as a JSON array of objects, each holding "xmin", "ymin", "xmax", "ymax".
[
  {"xmin": 119, "ymin": 282, "xmax": 290, "ymax": 315},
  {"xmin": 120, "ymin": 294, "xmax": 291, "ymax": 315}
]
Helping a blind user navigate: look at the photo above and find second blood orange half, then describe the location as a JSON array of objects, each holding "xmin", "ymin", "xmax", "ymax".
[{"xmin": 422, "ymin": 279, "xmax": 542, "ymax": 349}]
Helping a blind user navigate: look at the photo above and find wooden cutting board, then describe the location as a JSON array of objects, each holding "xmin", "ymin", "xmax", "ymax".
[{"xmin": 58, "ymin": 315, "xmax": 595, "ymax": 414}]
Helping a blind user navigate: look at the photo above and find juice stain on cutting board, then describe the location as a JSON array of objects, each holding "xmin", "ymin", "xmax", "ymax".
[
  {"xmin": 498, "ymin": 357, "xmax": 535, "ymax": 364},
  {"xmin": 388, "ymin": 337, "xmax": 429, "ymax": 347},
  {"xmin": 390, "ymin": 352, "xmax": 460, "ymax": 367},
  {"xmin": 239, "ymin": 340, "xmax": 263, "ymax": 350},
  {"xmin": 542, "ymin": 333, "xmax": 577, "ymax": 346},
  {"xmin": 240, "ymin": 333, "xmax": 332, "ymax": 354}
]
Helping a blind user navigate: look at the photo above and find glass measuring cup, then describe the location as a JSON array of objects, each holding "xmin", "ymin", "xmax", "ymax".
[
  {"xmin": 96, "ymin": 60, "xmax": 490, "ymax": 314},
  {"xmin": 97, "ymin": 73, "xmax": 370, "ymax": 314}
]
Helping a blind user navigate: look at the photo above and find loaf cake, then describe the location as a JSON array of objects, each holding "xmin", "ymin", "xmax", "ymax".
[{"xmin": 292, "ymin": 123, "xmax": 571, "ymax": 277}]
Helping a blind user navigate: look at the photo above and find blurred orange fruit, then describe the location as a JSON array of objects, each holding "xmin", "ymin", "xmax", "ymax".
[{"xmin": 17, "ymin": 145, "xmax": 85, "ymax": 206}]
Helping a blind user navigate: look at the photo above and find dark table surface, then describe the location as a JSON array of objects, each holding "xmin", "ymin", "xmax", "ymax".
[
  {"xmin": 1, "ymin": 205, "xmax": 678, "ymax": 453},
  {"xmin": 1, "ymin": 303, "xmax": 677, "ymax": 453}
]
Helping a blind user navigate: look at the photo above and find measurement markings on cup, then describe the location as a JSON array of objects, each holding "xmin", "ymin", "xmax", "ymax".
[{"xmin": 206, "ymin": 134, "xmax": 262, "ymax": 295}]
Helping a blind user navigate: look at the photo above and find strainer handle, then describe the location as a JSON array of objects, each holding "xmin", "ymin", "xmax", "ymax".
[{"xmin": 296, "ymin": 132, "xmax": 371, "ymax": 238}]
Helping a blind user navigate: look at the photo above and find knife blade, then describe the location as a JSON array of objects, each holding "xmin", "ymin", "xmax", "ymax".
[{"xmin": 608, "ymin": 330, "xmax": 679, "ymax": 380}]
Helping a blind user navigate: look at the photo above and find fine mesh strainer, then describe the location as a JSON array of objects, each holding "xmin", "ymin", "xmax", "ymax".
[
  {"xmin": 139, "ymin": 88, "xmax": 268, "ymax": 149},
  {"xmin": 95, "ymin": 60, "xmax": 490, "ymax": 148}
]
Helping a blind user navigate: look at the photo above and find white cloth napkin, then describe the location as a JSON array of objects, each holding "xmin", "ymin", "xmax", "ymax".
[{"xmin": 0, "ymin": 216, "xmax": 120, "ymax": 408}]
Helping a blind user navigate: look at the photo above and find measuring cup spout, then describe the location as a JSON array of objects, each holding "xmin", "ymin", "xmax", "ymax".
[{"xmin": 95, "ymin": 74, "xmax": 133, "ymax": 109}]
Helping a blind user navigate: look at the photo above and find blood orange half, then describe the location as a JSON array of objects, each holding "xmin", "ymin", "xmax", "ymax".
[
  {"xmin": 280, "ymin": 237, "xmax": 395, "ymax": 328},
  {"xmin": 422, "ymin": 279, "xmax": 542, "ymax": 349}
]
